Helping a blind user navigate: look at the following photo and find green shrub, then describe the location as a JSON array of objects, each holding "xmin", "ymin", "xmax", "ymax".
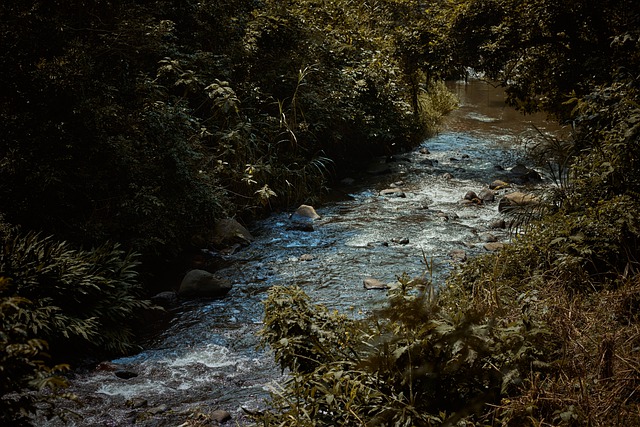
[
  {"xmin": 256, "ymin": 276, "xmax": 559, "ymax": 426},
  {"xmin": 0, "ymin": 277, "xmax": 69, "ymax": 427},
  {"xmin": 0, "ymin": 230, "xmax": 157, "ymax": 360}
]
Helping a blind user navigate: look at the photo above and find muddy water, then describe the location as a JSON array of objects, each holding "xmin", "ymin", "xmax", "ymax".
[{"xmin": 43, "ymin": 80, "xmax": 559, "ymax": 426}]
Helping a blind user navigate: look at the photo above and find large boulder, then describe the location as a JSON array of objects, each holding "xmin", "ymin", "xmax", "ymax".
[
  {"xmin": 293, "ymin": 204, "xmax": 321, "ymax": 219},
  {"xmin": 178, "ymin": 269, "xmax": 232, "ymax": 298},
  {"xmin": 504, "ymin": 164, "xmax": 542, "ymax": 185},
  {"xmin": 498, "ymin": 191, "xmax": 539, "ymax": 213},
  {"xmin": 211, "ymin": 219, "xmax": 253, "ymax": 249},
  {"xmin": 288, "ymin": 205, "xmax": 321, "ymax": 232}
]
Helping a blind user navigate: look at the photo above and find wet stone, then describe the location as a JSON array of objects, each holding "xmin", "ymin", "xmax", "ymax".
[
  {"xmin": 147, "ymin": 404, "xmax": 168, "ymax": 415},
  {"xmin": 126, "ymin": 398, "xmax": 148, "ymax": 409},
  {"xmin": 211, "ymin": 410, "xmax": 232, "ymax": 423},
  {"xmin": 114, "ymin": 370, "xmax": 138, "ymax": 379},
  {"xmin": 464, "ymin": 191, "xmax": 479, "ymax": 200},
  {"xmin": 478, "ymin": 188, "xmax": 495, "ymax": 202},
  {"xmin": 484, "ymin": 242, "xmax": 506, "ymax": 251},
  {"xmin": 489, "ymin": 218, "xmax": 507, "ymax": 229},
  {"xmin": 489, "ymin": 179, "xmax": 510, "ymax": 190},
  {"xmin": 391, "ymin": 237, "xmax": 410, "ymax": 245},
  {"xmin": 379, "ymin": 188, "xmax": 406, "ymax": 197},
  {"xmin": 363, "ymin": 278, "xmax": 389, "ymax": 290},
  {"xmin": 449, "ymin": 249, "xmax": 467, "ymax": 262},
  {"xmin": 480, "ymin": 233, "xmax": 498, "ymax": 243}
]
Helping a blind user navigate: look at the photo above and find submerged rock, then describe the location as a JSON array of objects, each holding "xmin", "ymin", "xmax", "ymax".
[
  {"xmin": 480, "ymin": 232, "xmax": 498, "ymax": 243},
  {"xmin": 488, "ymin": 218, "xmax": 507, "ymax": 229},
  {"xmin": 380, "ymin": 188, "xmax": 406, "ymax": 197}
]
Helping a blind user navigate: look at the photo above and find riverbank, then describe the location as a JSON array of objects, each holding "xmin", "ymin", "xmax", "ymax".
[{"xmin": 38, "ymin": 79, "xmax": 560, "ymax": 426}]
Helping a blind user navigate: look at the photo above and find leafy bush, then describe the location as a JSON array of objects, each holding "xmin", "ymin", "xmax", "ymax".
[
  {"xmin": 0, "ymin": 277, "xmax": 69, "ymax": 427},
  {"xmin": 0, "ymin": 230, "xmax": 157, "ymax": 360},
  {"xmin": 256, "ymin": 275, "xmax": 559, "ymax": 426}
]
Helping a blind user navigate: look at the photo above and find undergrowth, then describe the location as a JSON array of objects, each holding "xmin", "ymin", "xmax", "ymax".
[{"xmin": 255, "ymin": 190, "xmax": 640, "ymax": 426}]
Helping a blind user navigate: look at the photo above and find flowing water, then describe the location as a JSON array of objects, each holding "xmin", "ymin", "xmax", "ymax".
[{"xmin": 42, "ymin": 79, "xmax": 560, "ymax": 426}]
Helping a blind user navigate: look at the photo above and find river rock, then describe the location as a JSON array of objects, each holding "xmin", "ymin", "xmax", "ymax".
[
  {"xmin": 461, "ymin": 190, "xmax": 482, "ymax": 205},
  {"xmin": 148, "ymin": 404, "xmax": 168, "ymax": 415},
  {"xmin": 478, "ymin": 188, "xmax": 495, "ymax": 202},
  {"xmin": 178, "ymin": 269, "xmax": 232, "ymax": 298},
  {"xmin": 488, "ymin": 218, "xmax": 507, "ymax": 229},
  {"xmin": 442, "ymin": 172, "xmax": 454, "ymax": 180},
  {"xmin": 367, "ymin": 162, "xmax": 392, "ymax": 176},
  {"xmin": 287, "ymin": 221, "xmax": 314, "ymax": 232},
  {"xmin": 391, "ymin": 237, "xmax": 410, "ymax": 245},
  {"xmin": 464, "ymin": 191, "xmax": 479, "ymax": 200},
  {"xmin": 480, "ymin": 232, "xmax": 498, "ymax": 242},
  {"xmin": 150, "ymin": 291, "xmax": 178, "ymax": 307},
  {"xmin": 96, "ymin": 361, "xmax": 119, "ymax": 371},
  {"xmin": 380, "ymin": 188, "xmax": 406, "ymax": 197},
  {"xmin": 293, "ymin": 204, "xmax": 321, "ymax": 219},
  {"xmin": 363, "ymin": 278, "xmax": 389, "ymax": 290},
  {"xmin": 211, "ymin": 219, "xmax": 253, "ymax": 249},
  {"xmin": 484, "ymin": 242, "xmax": 506, "ymax": 251},
  {"xmin": 341, "ymin": 177, "xmax": 356, "ymax": 186},
  {"xmin": 489, "ymin": 179, "xmax": 511, "ymax": 190},
  {"xmin": 419, "ymin": 147, "xmax": 430, "ymax": 155},
  {"xmin": 505, "ymin": 164, "xmax": 542, "ymax": 184},
  {"xmin": 126, "ymin": 398, "xmax": 148, "ymax": 409},
  {"xmin": 498, "ymin": 191, "xmax": 539, "ymax": 213},
  {"xmin": 211, "ymin": 410, "xmax": 232, "ymax": 423},
  {"xmin": 115, "ymin": 370, "xmax": 138, "ymax": 379},
  {"xmin": 288, "ymin": 205, "xmax": 320, "ymax": 231},
  {"xmin": 448, "ymin": 249, "xmax": 467, "ymax": 262}
]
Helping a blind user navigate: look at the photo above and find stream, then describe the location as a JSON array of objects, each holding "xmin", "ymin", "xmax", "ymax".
[{"xmin": 42, "ymin": 79, "xmax": 560, "ymax": 426}]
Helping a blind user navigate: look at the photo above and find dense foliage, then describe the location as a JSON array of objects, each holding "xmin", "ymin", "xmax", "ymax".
[
  {"xmin": 3, "ymin": 0, "xmax": 639, "ymax": 424},
  {"xmin": 0, "ymin": 0, "xmax": 456, "ymax": 423},
  {"xmin": 0, "ymin": 0, "xmax": 449, "ymax": 262},
  {"xmin": 0, "ymin": 278, "xmax": 70, "ymax": 427},
  {"xmin": 257, "ymin": 279, "xmax": 558, "ymax": 426},
  {"xmin": 256, "ymin": 0, "xmax": 640, "ymax": 426}
]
